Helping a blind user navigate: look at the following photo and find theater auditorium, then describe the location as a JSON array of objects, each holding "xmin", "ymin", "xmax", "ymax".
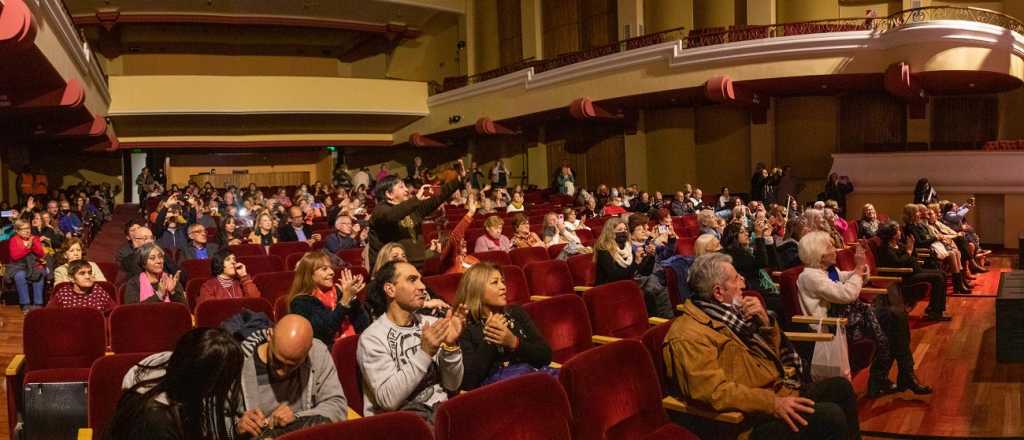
[{"xmin": 1, "ymin": 0, "xmax": 1023, "ymax": 439}]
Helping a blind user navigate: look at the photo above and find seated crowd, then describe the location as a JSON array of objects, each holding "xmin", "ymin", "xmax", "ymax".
[{"xmin": 11, "ymin": 159, "xmax": 993, "ymax": 440}]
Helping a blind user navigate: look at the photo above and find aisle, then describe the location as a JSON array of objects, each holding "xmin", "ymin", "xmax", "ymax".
[{"xmin": 87, "ymin": 204, "xmax": 139, "ymax": 264}]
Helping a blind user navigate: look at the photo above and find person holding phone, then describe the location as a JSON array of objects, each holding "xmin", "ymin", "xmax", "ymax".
[{"xmin": 197, "ymin": 251, "xmax": 262, "ymax": 308}]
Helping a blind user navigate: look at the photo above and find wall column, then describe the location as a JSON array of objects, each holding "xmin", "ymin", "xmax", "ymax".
[
  {"xmin": 624, "ymin": 110, "xmax": 648, "ymax": 189},
  {"xmin": 465, "ymin": 0, "xmax": 477, "ymax": 75},
  {"xmin": 746, "ymin": 0, "xmax": 776, "ymax": 25},
  {"xmin": 617, "ymin": 0, "xmax": 645, "ymax": 39},
  {"xmin": 644, "ymin": 0, "xmax": 693, "ymax": 33},
  {"xmin": 527, "ymin": 126, "xmax": 549, "ymax": 188},
  {"xmin": 521, "ymin": 0, "xmax": 544, "ymax": 60},
  {"xmin": 749, "ymin": 101, "xmax": 775, "ymax": 171},
  {"xmin": 693, "ymin": 0, "xmax": 738, "ymax": 28}
]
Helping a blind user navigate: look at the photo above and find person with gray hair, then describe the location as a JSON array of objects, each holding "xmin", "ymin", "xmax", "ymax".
[
  {"xmin": 796, "ymin": 231, "xmax": 931, "ymax": 399},
  {"xmin": 665, "ymin": 253, "xmax": 860, "ymax": 439},
  {"xmin": 122, "ymin": 242, "xmax": 185, "ymax": 305}
]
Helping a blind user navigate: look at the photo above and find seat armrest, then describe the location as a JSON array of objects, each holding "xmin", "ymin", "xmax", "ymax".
[
  {"xmin": 869, "ymin": 275, "xmax": 902, "ymax": 284},
  {"xmin": 6, "ymin": 354, "xmax": 24, "ymax": 377},
  {"xmin": 676, "ymin": 304, "xmax": 686, "ymax": 313},
  {"xmin": 770, "ymin": 271, "xmax": 781, "ymax": 280},
  {"xmin": 574, "ymin": 286, "xmax": 592, "ymax": 292},
  {"xmin": 591, "ymin": 335, "xmax": 621, "ymax": 345},
  {"xmin": 790, "ymin": 316, "xmax": 848, "ymax": 326},
  {"xmin": 529, "ymin": 295, "xmax": 552, "ymax": 302},
  {"xmin": 662, "ymin": 395, "xmax": 744, "ymax": 424},
  {"xmin": 784, "ymin": 331, "xmax": 834, "ymax": 342},
  {"xmin": 346, "ymin": 407, "xmax": 361, "ymax": 420},
  {"xmin": 877, "ymin": 267, "xmax": 913, "ymax": 274},
  {"xmin": 648, "ymin": 317, "xmax": 669, "ymax": 326},
  {"xmin": 549, "ymin": 361, "xmax": 562, "ymax": 369},
  {"xmin": 78, "ymin": 428, "xmax": 93, "ymax": 440},
  {"xmin": 861, "ymin": 287, "xmax": 888, "ymax": 295}
]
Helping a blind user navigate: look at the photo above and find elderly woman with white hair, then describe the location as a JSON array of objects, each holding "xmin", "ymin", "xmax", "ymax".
[
  {"xmin": 803, "ymin": 208, "xmax": 844, "ymax": 248},
  {"xmin": 693, "ymin": 233, "xmax": 721, "ymax": 257},
  {"xmin": 796, "ymin": 231, "xmax": 931, "ymax": 399}
]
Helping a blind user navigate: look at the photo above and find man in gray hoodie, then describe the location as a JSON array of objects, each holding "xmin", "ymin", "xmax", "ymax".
[{"xmin": 235, "ymin": 315, "xmax": 347, "ymax": 438}]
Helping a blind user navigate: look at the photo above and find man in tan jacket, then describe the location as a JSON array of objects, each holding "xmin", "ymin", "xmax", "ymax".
[{"xmin": 665, "ymin": 253, "xmax": 860, "ymax": 439}]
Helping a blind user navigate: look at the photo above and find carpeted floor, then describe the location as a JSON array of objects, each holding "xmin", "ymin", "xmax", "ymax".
[{"xmin": 87, "ymin": 204, "xmax": 140, "ymax": 265}]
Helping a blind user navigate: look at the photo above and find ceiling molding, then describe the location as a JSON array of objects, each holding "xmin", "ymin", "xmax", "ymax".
[{"xmin": 72, "ymin": 11, "xmax": 421, "ymax": 38}]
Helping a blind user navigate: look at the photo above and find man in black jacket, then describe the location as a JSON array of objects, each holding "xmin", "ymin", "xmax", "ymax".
[
  {"xmin": 278, "ymin": 206, "xmax": 320, "ymax": 245},
  {"xmin": 178, "ymin": 223, "xmax": 220, "ymax": 262}
]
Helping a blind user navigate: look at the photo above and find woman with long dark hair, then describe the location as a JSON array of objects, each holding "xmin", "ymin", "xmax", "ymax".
[{"xmin": 105, "ymin": 327, "xmax": 244, "ymax": 440}]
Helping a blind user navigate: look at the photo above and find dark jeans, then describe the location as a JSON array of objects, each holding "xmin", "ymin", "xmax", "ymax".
[
  {"xmin": 750, "ymin": 377, "xmax": 861, "ymax": 440},
  {"xmin": 905, "ymin": 269, "xmax": 946, "ymax": 315}
]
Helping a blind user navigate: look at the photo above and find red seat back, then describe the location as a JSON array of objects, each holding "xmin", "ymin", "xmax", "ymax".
[
  {"xmin": 269, "ymin": 241, "xmax": 311, "ymax": 261},
  {"xmin": 228, "ymin": 243, "xmax": 266, "ymax": 256},
  {"xmin": 275, "ymin": 296, "xmax": 290, "ymax": 320},
  {"xmin": 842, "ymin": 222, "xmax": 858, "ymax": 244},
  {"xmin": 330, "ymin": 335, "xmax": 364, "ymax": 416},
  {"xmin": 499, "ymin": 265, "xmax": 531, "ymax": 305},
  {"xmin": 423, "ymin": 272, "xmax": 462, "ymax": 306},
  {"xmin": 184, "ymin": 277, "xmax": 210, "ymax": 311},
  {"xmin": 779, "ymin": 266, "xmax": 805, "ymax": 324},
  {"xmin": 180, "ymin": 258, "xmax": 212, "ymax": 280},
  {"xmin": 94, "ymin": 261, "xmax": 119, "ymax": 283},
  {"xmin": 835, "ymin": 246, "xmax": 856, "ymax": 272},
  {"xmin": 336, "ymin": 247, "xmax": 364, "ymax": 268},
  {"xmin": 472, "ymin": 250, "xmax": 512, "ymax": 266},
  {"xmin": 547, "ymin": 243, "xmax": 568, "ymax": 259},
  {"xmin": 675, "ymin": 236, "xmax": 697, "ymax": 257},
  {"xmin": 24, "ymin": 307, "xmax": 106, "ymax": 371},
  {"xmin": 640, "ymin": 322, "xmax": 674, "ymax": 392},
  {"xmin": 524, "ymin": 260, "xmax": 575, "ymax": 296},
  {"xmin": 436, "ymin": 373, "xmax": 572, "ymax": 440},
  {"xmin": 567, "ymin": 254, "xmax": 596, "ymax": 287},
  {"xmin": 575, "ymin": 229, "xmax": 595, "ymax": 246},
  {"xmin": 253, "ymin": 271, "xmax": 296, "ymax": 304},
  {"xmin": 662, "ymin": 268, "xmax": 683, "ymax": 314},
  {"xmin": 277, "ymin": 412, "xmax": 432, "ymax": 440},
  {"xmin": 284, "ymin": 252, "xmax": 304, "ymax": 271},
  {"xmin": 237, "ymin": 255, "xmax": 285, "ymax": 276},
  {"xmin": 523, "ymin": 295, "xmax": 593, "ymax": 363},
  {"xmin": 88, "ymin": 353, "xmax": 151, "ymax": 436},
  {"xmin": 510, "ymin": 246, "xmax": 549, "ymax": 267},
  {"xmin": 195, "ymin": 297, "xmax": 274, "ymax": 328},
  {"xmin": 109, "ymin": 303, "xmax": 193, "ymax": 353},
  {"xmin": 583, "ymin": 281, "xmax": 650, "ymax": 340}
]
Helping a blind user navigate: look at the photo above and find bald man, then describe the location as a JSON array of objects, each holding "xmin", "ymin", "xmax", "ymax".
[{"xmin": 236, "ymin": 315, "xmax": 347, "ymax": 438}]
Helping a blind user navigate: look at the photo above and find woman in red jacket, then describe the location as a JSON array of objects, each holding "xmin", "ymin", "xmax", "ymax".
[
  {"xmin": 196, "ymin": 250, "xmax": 262, "ymax": 308},
  {"xmin": 9, "ymin": 218, "xmax": 46, "ymax": 312}
]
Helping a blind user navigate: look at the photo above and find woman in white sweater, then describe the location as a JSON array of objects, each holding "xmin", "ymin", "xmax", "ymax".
[{"xmin": 796, "ymin": 231, "xmax": 930, "ymax": 399}]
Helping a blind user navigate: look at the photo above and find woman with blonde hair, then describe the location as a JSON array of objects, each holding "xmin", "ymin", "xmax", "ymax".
[
  {"xmin": 287, "ymin": 252, "xmax": 370, "ymax": 347},
  {"xmin": 248, "ymin": 212, "xmax": 278, "ymax": 247},
  {"xmin": 454, "ymin": 263, "xmax": 553, "ymax": 390},
  {"xmin": 372, "ymin": 242, "xmax": 407, "ymax": 274},
  {"xmin": 52, "ymin": 237, "xmax": 107, "ymax": 284},
  {"xmin": 693, "ymin": 233, "xmax": 721, "ymax": 256}
]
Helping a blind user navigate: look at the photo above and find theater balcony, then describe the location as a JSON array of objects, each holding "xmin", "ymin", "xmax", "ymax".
[{"xmin": 0, "ymin": 0, "xmax": 114, "ymax": 151}]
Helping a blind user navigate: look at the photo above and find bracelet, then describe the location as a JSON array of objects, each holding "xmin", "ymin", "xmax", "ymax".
[{"xmin": 440, "ymin": 343, "xmax": 461, "ymax": 352}]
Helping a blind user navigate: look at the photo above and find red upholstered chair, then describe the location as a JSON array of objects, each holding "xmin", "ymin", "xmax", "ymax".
[
  {"xmin": 510, "ymin": 246, "xmax": 549, "ymax": 267},
  {"xmin": 435, "ymin": 373, "xmax": 573, "ymax": 440},
  {"xmin": 285, "ymin": 252, "xmax": 305, "ymax": 270},
  {"xmin": 109, "ymin": 302, "xmax": 193, "ymax": 353},
  {"xmin": 195, "ymin": 297, "xmax": 274, "ymax": 328},
  {"xmin": 253, "ymin": 271, "xmax": 296, "ymax": 305},
  {"xmin": 228, "ymin": 243, "xmax": 266, "ymax": 256},
  {"xmin": 6, "ymin": 307, "xmax": 107, "ymax": 434},
  {"xmin": 547, "ymin": 243, "xmax": 568, "ymax": 259},
  {"xmin": 94, "ymin": 262, "xmax": 119, "ymax": 284},
  {"xmin": 567, "ymin": 253, "xmax": 596, "ymax": 288},
  {"xmin": 575, "ymin": 228, "xmax": 595, "ymax": 247},
  {"xmin": 237, "ymin": 255, "xmax": 285, "ymax": 277},
  {"xmin": 583, "ymin": 280, "xmax": 664, "ymax": 341},
  {"xmin": 675, "ymin": 236, "xmax": 697, "ymax": 257},
  {"xmin": 278, "ymin": 411, "xmax": 432, "ymax": 440},
  {"xmin": 842, "ymin": 222, "xmax": 858, "ymax": 245},
  {"xmin": 269, "ymin": 241, "xmax": 311, "ymax": 261},
  {"xmin": 560, "ymin": 340, "xmax": 699, "ymax": 440},
  {"xmin": 522, "ymin": 295, "xmax": 594, "ymax": 363},
  {"xmin": 524, "ymin": 259, "xmax": 576, "ymax": 298},
  {"xmin": 184, "ymin": 277, "xmax": 210, "ymax": 311},
  {"xmin": 331, "ymin": 335, "xmax": 364, "ymax": 416},
  {"xmin": 423, "ymin": 272, "xmax": 462, "ymax": 306},
  {"xmin": 87, "ymin": 352, "xmax": 151, "ymax": 437},
  {"xmin": 275, "ymin": 296, "xmax": 290, "ymax": 321},
  {"xmin": 498, "ymin": 265, "xmax": 532, "ymax": 305},
  {"xmin": 336, "ymin": 247, "xmax": 364, "ymax": 268},
  {"xmin": 472, "ymin": 250, "xmax": 512, "ymax": 266},
  {"xmin": 180, "ymin": 258, "xmax": 213, "ymax": 280},
  {"xmin": 662, "ymin": 268, "xmax": 683, "ymax": 316}
]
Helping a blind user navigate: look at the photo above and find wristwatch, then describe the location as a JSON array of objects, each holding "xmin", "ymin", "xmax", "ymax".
[{"xmin": 440, "ymin": 342, "xmax": 461, "ymax": 352}]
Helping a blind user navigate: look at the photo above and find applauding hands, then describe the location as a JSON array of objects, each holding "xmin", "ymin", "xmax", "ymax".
[{"xmin": 420, "ymin": 305, "xmax": 468, "ymax": 356}]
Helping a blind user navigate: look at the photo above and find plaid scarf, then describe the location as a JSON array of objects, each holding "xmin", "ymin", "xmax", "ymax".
[{"xmin": 692, "ymin": 298, "xmax": 803, "ymax": 389}]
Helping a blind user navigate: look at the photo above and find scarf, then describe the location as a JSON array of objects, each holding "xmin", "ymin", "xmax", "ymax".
[
  {"xmin": 612, "ymin": 243, "xmax": 633, "ymax": 268},
  {"xmin": 692, "ymin": 298, "xmax": 803, "ymax": 389},
  {"xmin": 313, "ymin": 286, "xmax": 337, "ymax": 310},
  {"xmin": 139, "ymin": 272, "xmax": 171, "ymax": 303}
]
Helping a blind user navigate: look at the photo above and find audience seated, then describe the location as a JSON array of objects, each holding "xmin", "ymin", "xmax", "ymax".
[
  {"xmin": 178, "ymin": 223, "xmax": 219, "ymax": 261},
  {"xmin": 509, "ymin": 213, "xmax": 544, "ymax": 249},
  {"xmin": 323, "ymin": 214, "xmax": 360, "ymax": 253},
  {"xmin": 287, "ymin": 252, "xmax": 370, "ymax": 347},
  {"xmin": 9, "ymin": 219, "xmax": 47, "ymax": 312},
  {"xmin": 693, "ymin": 233, "xmax": 721, "ymax": 257},
  {"xmin": 218, "ymin": 216, "xmax": 244, "ymax": 246},
  {"xmin": 47, "ymin": 259, "xmax": 114, "ymax": 314},
  {"xmin": 51, "ymin": 237, "xmax": 106, "ymax": 284},
  {"xmin": 197, "ymin": 250, "xmax": 262, "ymax": 307},
  {"xmin": 123, "ymin": 243, "xmax": 186, "ymax": 305},
  {"xmin": 473, "ymin": 215, "xmax": 512, "ymax": 253},
  {"xmin": 875, "ymin": 222, "xmax": 949, "ymax": 321},
  {"xmin": 250, "ymin": 212, "xmax": 280, "ymax": 247},
  {"xmin": 431, "ymin": 197, "xmax": 480, "ymax": 274},
  {"xmin": 857, "ymin": 203, "xmax": 880, "ymax": 239},
  {"xmin": 903, "ymin": 204, "xmax": 971, "ymax": 294}
]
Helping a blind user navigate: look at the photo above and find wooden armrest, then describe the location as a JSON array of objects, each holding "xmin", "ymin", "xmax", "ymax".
[
  {"xmin": 877, "ymin": 267, "xmax": 913, "ymax": 274},
  {"xmin": 869, "ymin": 275, "xmax": 901, "ymax": 283},
  {"xmin": 861, "ymin": 287, "xmax": 888, "ymax": 295},
  {"xmin": 346, "ymin": 407, "xmax": 361, "ymax": 420},
  {"xmin": 530, "ymin": 295, "xmax": 552, "ymax": 302},
  {"xmin": 784, "ymin": 331, "xmax": 834, "ymax": 342},
  {"xmin": 648, "ymin": 317, "xmax": 669, "ymax": 326},
  {"xmin": 549, "ymin": 361, "xmax": 562, "ymax": 369},
  {"xmin": 790, "ymin": 316, "xmax": 848, "ymax": 326},
  {"xmin": 676, "ymin": 304, "xmax": 686, "ymax": 312},
  {"xmin": 574, "ymin": 286, "xmax": 592, "ymax": 292},
  {"xmin": 77, "ymin": 428, "xmax": 93, "ymax": 440},
  {"xmin": 662, "ymin": 395, "xmax": 744, "ymax": 424},
  {"xmin": 6, "ymin": 354, "xmax": 24, "ymax": 376},
  {"xmin": 591, "ymin": 335, "xmax": 621, "ymax": 345},
  {"xmin": 771, "ymin": 271, "xmax": 782, "ymax": 279}
]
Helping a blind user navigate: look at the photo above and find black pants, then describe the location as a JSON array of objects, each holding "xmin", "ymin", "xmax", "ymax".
[
  {"xmin": 750, "ymin": 377, "xmax": 861, "ymax": 440},
  {"xmin": 905, "ymin": 269, "xmax": 946, "ymax": 315}
]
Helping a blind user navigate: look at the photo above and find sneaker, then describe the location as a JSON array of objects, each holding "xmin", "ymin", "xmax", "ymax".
[{"xmin": 924, "ymin": 312, "xmax": 952, "ymax": 322}]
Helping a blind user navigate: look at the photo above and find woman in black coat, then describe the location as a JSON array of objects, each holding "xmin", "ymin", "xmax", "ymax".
[{"xmin": 875, "ymin": 222, "xmax": 949, "ymax": 321}]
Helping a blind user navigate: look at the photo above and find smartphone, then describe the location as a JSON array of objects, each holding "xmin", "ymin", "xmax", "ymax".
[
  {"xmin": 0, "ymin": 210, "xmax": 15, "ymax": 218},
  {"xmin": 658, "ymin": 224, "xmax": 669, "ymax": 234}
]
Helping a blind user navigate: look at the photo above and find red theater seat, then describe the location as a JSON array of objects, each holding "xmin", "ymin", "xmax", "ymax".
[
  {"xmin": 237, "ymin": 254, "xmax": 285, "ymax": 276},
  {"xmin": 179, "ymin": 258, "xmax": 213, "ymax": 280},
  {"xmin": 423, "ymin": 272, "xmax": 462, "ymax": 306},
  {"xmin": 269, "ymin": 241, "xmax": 311, "ymax": 261},
  {"xmin": 94, "ymin": 262, "xmax": 119, "ymax": 284},
  {"xmin": 435, "ymin": 373, "xmax": 573, "ymax": 440},
  {"xmin": 87, "ymin": 353, "xmax": 152, "ymax": 437},
  {"xmin": 277, "ymin": 411, "xmax": 432, "ymax": 440},
  {"xmin": 567, "ymin": 253, "xmax": 596, "ymax": 287},
  {"xmin": 472, "ymin": 250, "xmax": 512, "ymax": 266},
  {"xmin": 510, "ymin": 246, "xmax": 549, "ymax": 267},
  {"xmin": 253, "ymin": 271, "xmax": 296, "ymax": 305},
  {"xmin": 523, "ymin": 295, "xmax": 594, "ymax": 363},
  {"xmin": 195, "ymin": 297, "xmax": 273, "ymax": 328},
  {"xmin": 336, "ymin": 247, "xmax": 364, "ymax": 268},
  {"xmin": 524, "ymin": 259, "xmax": 576, "ymax": 297},
  {"xmin": 184, "ymin": 277, "xmax": 210, "ymax": 311},
  {"xmin": 109, "ymin": 302, "xmax": 193, "ymax": 353},
  {"xmin": 499, "ymin": 265, "xmax": 532, "ymax": 305},
  {"xmin": 331, "ymin": 335, "xmax": 364, "ymax": 416},
  {"xmin": 228, "ymin": 243, "xmax": 266, "ymax": 257},
  {"xmin": 583, "ymin": 280, "xmax": 657, "ymax": 340}
]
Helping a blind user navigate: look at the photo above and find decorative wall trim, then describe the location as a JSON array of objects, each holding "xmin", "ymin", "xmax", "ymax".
[
  {"xmin": 120, "ymin": 139, "xmax": 393, "ymax": 149},
  {"xmin": 32, "ymin": 0, "xmax": 111, "ymax": 104},
  {"xmin": 108, "ymin": 109, "xmax": 430, "ymax": 117},
  {"xmin": 831, "ymin": 151, "xmax": 1024, "ymax": 194}
]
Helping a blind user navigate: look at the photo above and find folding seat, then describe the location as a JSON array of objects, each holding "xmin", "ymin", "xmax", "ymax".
[
  {"xmin": 547, "ymin": 243, "xmax": 568, "ymax": 259},
  {"xmin": 524, "ymin": 259, "xmax": 577, "ymax": 300},
  {"xmin": 285, "ymin": 252, "xmax": 305, "ymax": 270},
  {"xmin": 422, "ymin": 272, "xmax": 462, "ymax": 305},
  {"xmin": 330, "ymin": 335, "xmax": 365, "ymax": 417},
  {"xmin": 205, "ymin": 227, "xmax": 219, "ymax": 243},
  {"xmin": 566, "ymin": 253, "xmax": 596, "ymax": 288},
  {"xmin": 237, "ymin": 254, "xmax": 285, "ymax": 277},
  {"xmin": 679, "ymin": 214, "xmax": 700, "ymax": 237},
  {"xmin": 195, "ymin": 297, "xmax": 274, "ymax": 328},
  {"xmin": 472, "ymin": 250, "xmax": 512, "ymax": 266},
  {"xmin": 662, "ymin": 268, "xmax": 684, "ymax": 315},
  {"xmin": 575, "ymin": 228, "xmax": 595, "ymax": 246},
  {"xmin": 6, "ymin": 308, "xmax": 107, "ymax": 435},
  {"xmin": 253, "ymin": 271, "xmax": 296, "ymax": 305},
  {"xmin": 522, "ymin": 295, "xmax": 596, "ymax": 363},
  {"xmin": 87, "ymin": 353, "xmax": 151, "ymax": 438},
  {"xmin": 94, "ymin": 262, "xmax": 119, "ymax": 284},
  {"xmin": 268, "ymin": 241, "xmax": 311, "ymax": 261},
  {"xmin": 109, "ymin": 302, "xmax": 193, "ymax": 353},
  {"xmin": 499, "ymin": 265, "xmax": 532, "ymax": 305},
  {"xmin": 179, "ymin": 258, "xmax": 213, "ymax": 280},
  {"xmin": 435, "ymin": 373, "xmax": 572, "ymax": 440},
  {"xmin": 275, "ymin": 296, "xmax": 290, "ymax": 321},
  {"xmin": 510, "ymin": 246, "xmax": 549, "ymax": 267},
  {"xmin": 583, "ymin": 281, "xmax": 667, "ymax": 342},
  {"xmin": 675, "ymin": 236, "xmax": 697, "ymax": 257},
  {"xmin": 841, "ymin": 222, "xmax": 858, "ymax": 245},
  {"xmin": 228, "ymin": 243, "xmax": 266, "ymax": 256},
  {"xmin": 560, "ymin": 340, "xmax": 699, "ymax": 440},
  {"xmin": 464, "ymin": 228, "xmax": 486, "ymax": 251},
  {"xmin": 184, "ymin": 277, "xmax": 210, "ymax": 311},
  {"xmin": 277, "ymin": 411, "xmax": 432, "ymax": 439},
  {"xmin": 336, "ymin": 247, "xmax": 364, "ymax": 268}
]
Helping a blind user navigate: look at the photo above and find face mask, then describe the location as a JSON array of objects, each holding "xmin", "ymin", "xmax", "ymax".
[{"xmin": 614, "ymin": 232, "xmax": 629, "ymax": 246}]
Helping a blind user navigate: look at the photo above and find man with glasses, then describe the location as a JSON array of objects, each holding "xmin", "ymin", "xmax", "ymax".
[
  {"xmin": 116, "ymin": 225, "xmax": 182, "ymax": 285},
  {"xmin": 235, "ymin": 315, "xmax": 347, "ymax": 438},
  {"xmin": 178, "ymin": 223, "xmax": 220, "ymax": 261},
  {"xmin": 324, "ymin": 215, "xmax": 359, "ymax": 253},
  {"xmin": 278, "ymin": 206, "xmax": 320, "ymax": 246}
]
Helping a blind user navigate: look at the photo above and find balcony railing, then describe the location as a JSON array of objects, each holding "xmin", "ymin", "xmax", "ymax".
[{"xmin": 439, "ymin": 6, "xmax": 1024, "ymax": 94}]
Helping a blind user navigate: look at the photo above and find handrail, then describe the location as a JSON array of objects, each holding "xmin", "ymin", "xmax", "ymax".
[{"xmin": 438, "ymin": 6, "xmax": 1024, "ymax": 93}]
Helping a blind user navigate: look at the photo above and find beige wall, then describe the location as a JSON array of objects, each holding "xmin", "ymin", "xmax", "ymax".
[
  {"xmin": 387, "ymin": 12, "xmax": 465, "ymax": 84},
  {"xmin": 777, "ymin": 0, "xmax": 838, "ymax": 22},
  {"xmin": 693, "ymin": 0, "xmax": 738, "ymax": 28},
  {"xmin": 107, "ymin": 54, "xmax": 345, "ymax": 77},
  {"xmin": 645, "ymin": 0, "xmax": 694, "ymax": 33},
  {"xmin": 775, "ymin": 96, "xmax": 838, "ymax": 196},
  {"xmin": 166, "ymin": 152, "xmax": 333, "ymax": 187},
  {"xmin": 474, "ymin": 0, "xmax": 501, "ymax": 73},
  {"xmin": 644, "ymin": 107, "xmax": 697, "ymax": 193},
  {"xmin": 695, "ymin": 106, "xmax": 750, "ymax": 193}
]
